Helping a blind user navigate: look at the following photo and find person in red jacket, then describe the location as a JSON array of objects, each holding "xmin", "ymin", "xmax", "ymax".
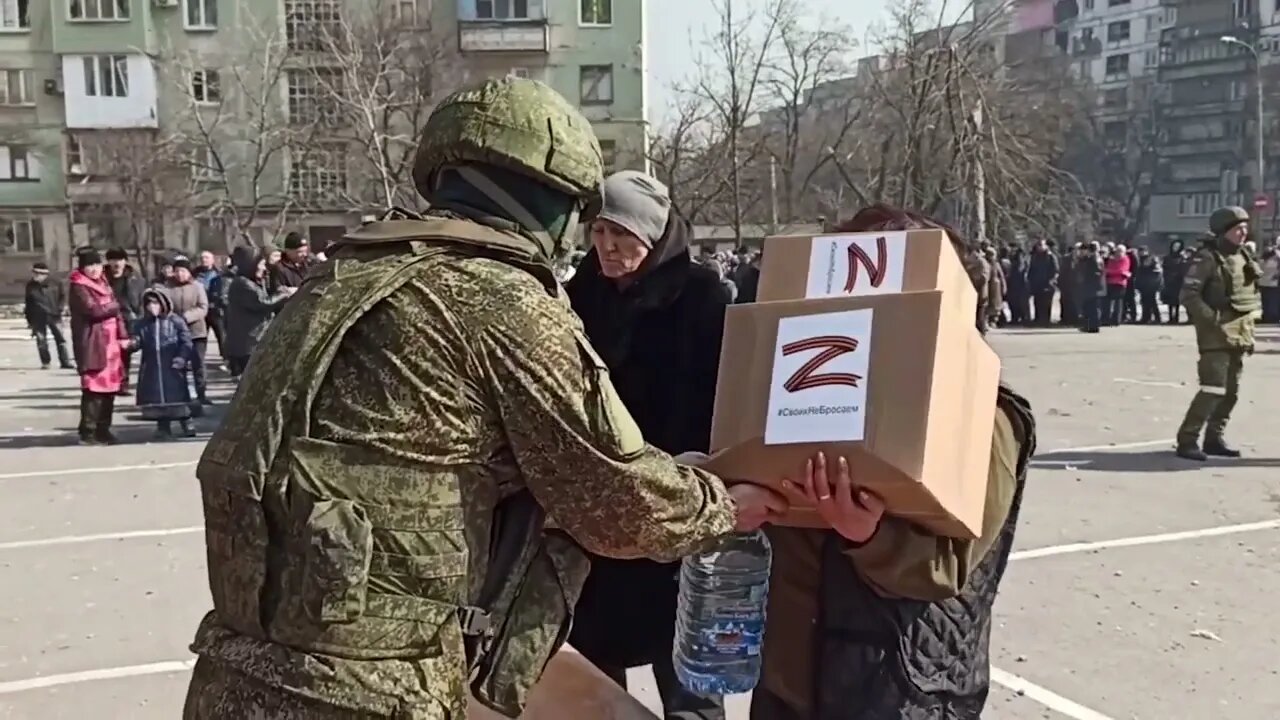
[{"xmin": 1103, "ymin": 243, "xmax": 1132, "ymax": 326}]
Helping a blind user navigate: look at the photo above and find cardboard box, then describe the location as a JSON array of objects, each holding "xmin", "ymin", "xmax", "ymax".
[
  {"xmin": 755, "ymin": 229, "xmax": 977, "ymax": 317},
  {"xmin": 467, "ymin": 647, "xmax": 658, "ymax": 719},
  {"xmin": 703, "ymin": 290, "xmax": 1000, "ymax": 539}
]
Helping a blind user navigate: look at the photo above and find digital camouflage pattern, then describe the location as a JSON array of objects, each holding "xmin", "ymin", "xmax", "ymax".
[
  {"xmin": 185, "ymin": 217, "xmax": 737, "ymax": 720},
  {"xmin": 413, "ymin": 77, "xmax": 604, "ymax": 203},
  {"xmin": 1176, "ymin": 230, "xmax": 1262, "ymax": 447}
]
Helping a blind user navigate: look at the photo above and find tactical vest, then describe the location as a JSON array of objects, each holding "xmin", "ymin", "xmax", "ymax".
[
  {"xmin": 813, "ymin": 386, "xmax": 1036, "ymax": 720},
  {"xmin": 1201, "ymin": 242, "xmax": 1262, "ymax": 315},
  {"xmin": 196, "ymin": 218, "xmax": 585, "ymax": 718}
]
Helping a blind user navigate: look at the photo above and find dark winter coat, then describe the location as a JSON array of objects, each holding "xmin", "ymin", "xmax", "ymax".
[
  {"xmin": 1026, "ymin": 249, "xmax": 1059, "ymax": 292},
  {"xmin": 107, "ymin": 265, "xmax": 146, "ymax": 323},
  {"xmin": 23, "ymin": 277, "xmax": 64, "ymax": 328},
  {"xmin": 194, "ymin": 267, "xmax": 225, "ymax": 314},
  {"xmin": 736, "ymin": 263, "xmax": 760, "ymax": 303},
  {"xmin": 1135, "ymin": 255, "xmax": 1163, "ymax": 294},
  {"xmin": 565, "ymin": 214, "xmax": 732, "ymax": 669},
  {"xmin": 1004, "ymin": 253, "xmax": 1029, "ymax": 297},
  {"xmin": 223, "ymin": 258, "xmax": 291, "ymax": 359},
  {"xmin": 812, "ymin": 387, "xmax": 1036, "ymax": 720},
  {"xmin": 1073, "ymin": 252, "xmax": 1106, "ymax": 297},
  {"xmin": 267, "ymin": 258, "xmax": 309, "ymax": 293},
  {"xmin": 1162, "ymin": 245, "xmax": 1189, "ymax": 305},
  {"xmin": 133, "ymin": 289, "xmax": 193, "ymax": 416}
]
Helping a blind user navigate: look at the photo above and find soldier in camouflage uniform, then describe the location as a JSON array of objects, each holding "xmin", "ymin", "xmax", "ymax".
[
  {"xmin": 1174, "ymin": 206, "xmax": 1262, "ymax": 461},
  {"xmin": 182, "ymin": 78, "xmax": 786, "ymax": 719}
]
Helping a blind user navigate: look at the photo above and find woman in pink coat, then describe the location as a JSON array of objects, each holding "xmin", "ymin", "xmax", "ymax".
[
  {"xmin": 1103, "ymin": 244, "xmax": 1132, "ymax": 326},
  {"xmin": 69, "ymin": 249, "xmax": 129, "ymax": 444}
]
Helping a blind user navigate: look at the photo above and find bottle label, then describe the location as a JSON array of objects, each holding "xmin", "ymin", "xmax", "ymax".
[{"xmin": 693, "ymin": 619, "xmax": 765, "ymax": 657}]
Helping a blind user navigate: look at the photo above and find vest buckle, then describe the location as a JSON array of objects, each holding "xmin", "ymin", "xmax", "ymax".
[{"xmin": 458, "ymin": 606, "xmax": 492, "ymax": 636}]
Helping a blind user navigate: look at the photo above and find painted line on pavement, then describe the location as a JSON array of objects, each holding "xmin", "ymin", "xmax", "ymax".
[
  {"xmin": 1113, "ymin": 377, "xmax": 1185, "ymax": 388},
  {"xmin": 0, "ymin": 659, "xmax": 197, "ymax": 695},
  {"xmin": 1036, "ymin": 438, "xmax": 1170, "ymax": 455},
  {"xmin": 990, "ymin": 667, "xmax": 1115, "ymax": 720},
  {"xmin": 0, "ymin": 461, "xmax": 196, "ymax": 481},
  {"xmin": 1011, "ymin": 519, "xmax": 1280, "ymax": 561},
  {"xmin": 0, "ymin": 526, "xmax": 203, "ymax": 552},
  {"xmin": 1029, "ymin": 459, "xmax": 1094, "ymax": 468}
]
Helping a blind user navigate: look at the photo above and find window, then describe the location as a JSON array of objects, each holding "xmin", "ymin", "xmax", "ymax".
[
  {"xmin": 66, "ymin": 134, "xmax": 84, "ymax": 174},
  {"xmin": 580, "ymin": 0, "xmax": 611, "ymax": 25},
  {"xmin": 1081, "ymin": 27, "xmax": 1093, "ymax": 42},
  {"xmin": 1083, "ymin": 0, "xmax": 1093, "ymax": 9},
  {"xmin": 0, "ymin": 0, "xmax": 31, "ymax": 30},
  {"xmin": 475, "ymin": 0, "xmax": 530, "ymax": 20},
  {"xmin": 579, "ymin": 65, "xmax": 613, "ymax": 105},
  {"xmin": 1178, "ymin": 193, "xmax": 1221, "ymax": 217},
  {"xmin": 0, "ymin": 69, "xmax": 32, "ymax": 105},
  {"xmin": 1, "ymin": 218, "xmax": 43, "ymax": 253},
  {"xmin": 1235, "ymin": 0, "xmax": 1253, "ymax": 21},
  {"xmin": 0, "ymin": 145, "xmax": 40, "ymax": 181},
  {"xmin": 68, "ymin": 0, "xmax": 130, "ymax": 21},
  {"xmin": 508, "ymin": 66, "xmax": 531, "ymax": 79},
  {"xmin": 1229, "ymin": 80, "xmax": 1247, "ymax": 101},
  {"xmin": 391, "ymin": 0, "xmax": 417, "ymax": 24},
  {"xmin": 287, "ymin": 69, "xmax": 342, "ymax": 126},
  {"xmin": 1107, "ymin": 20, "xmax": 1129, "ymax": 43},
  {"xmin": 191, "ymin": 146, "xmax": 219, "ymax": 181},
  {"xmin": 289, "ymin": 142, "xmax": 348, "ymax": 200},
  {"xmin": 1104, "ymin": 53, "xmax": 1129, "ymax": 77},
  {"xmin": 1108, "ymin": 0, "xmax": 1129, "ymax": 6},
  {"xmin": 184, "ymin": 0, "xmax": 217, "ymax": 29},
  {"xmin": 599, "ymin": 139, "xmax": 616, "ymax": 173},
  {"xmin": 1102, "ymin": 86, "xmax": 1128, "ymax": 107},
  {"xmin": 82, "ymin": 55, "xmax": 129, "ymax": 97},
  {"xmin": 284, "ymin": 0, "xmax": 341, "ymax": 52},
  {"xmin": 191, "ymin": 69, "xmax": 221, "ymax": 104},
  {"xmin": 1144, "ymin": 49, "xmax": 1158, "ymax": 67}
]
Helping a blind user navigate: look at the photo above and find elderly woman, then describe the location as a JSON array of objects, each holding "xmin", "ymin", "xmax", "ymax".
[
  {"xmin": 69, "ymin": 249, "xmax": 129, "ymax": 444},
  {"xmin": 751, "ymin": 204, "xmax": 1038, "ymax": 720},
  {"xmin": 223, "ymin": 248, "xmax": 294, "ymax": 379},
  {"xmin": 566, "ymin": 170, "xmax": 733, "ymax": 719}
]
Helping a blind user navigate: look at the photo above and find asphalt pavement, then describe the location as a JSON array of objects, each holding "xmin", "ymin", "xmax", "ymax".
[{"xmin": 0, "ymin": 318, "xmax": 1277, "ymax": 720}]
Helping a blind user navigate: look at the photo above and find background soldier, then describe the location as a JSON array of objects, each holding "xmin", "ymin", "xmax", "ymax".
[
  {"xmin": 182, "ymin": 77, "xmax": 785, "ymax": 720},
  {"xmin": 1175, "ymin": 206, "xmax": 1262, "ymax": 461}
]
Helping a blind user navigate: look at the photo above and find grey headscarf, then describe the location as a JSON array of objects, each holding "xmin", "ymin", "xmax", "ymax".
[{"xmin": 594, "ymin": 170, "xmax": 672, "ymax": 248}]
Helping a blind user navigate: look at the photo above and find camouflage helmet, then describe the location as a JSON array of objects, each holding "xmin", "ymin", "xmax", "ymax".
[
  {"xmin": 413, "ymin": 77, "xmax": 604, "ymax": 204},
  {"xmin": 1208, "ymin": 206, "xmax": 1250, "ymax": 236}
]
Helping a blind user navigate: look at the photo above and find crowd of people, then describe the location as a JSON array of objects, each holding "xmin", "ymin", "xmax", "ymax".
[
  {"xmin": 14, "ymin": 75, "xmax": 1265, "ymax": 720},
  {"xmin": 21, "ymin": 236, "xmax": 313, "ymax": 444},
  {"xmin": 977, "ymin": 236, "xmax": 1280, "ymax": 333}
]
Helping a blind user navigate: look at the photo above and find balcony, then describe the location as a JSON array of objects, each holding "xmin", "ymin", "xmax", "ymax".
[
  {"xmin": 1159, "ymin": 99, "xmax": 1246, "ymax": 120},
  {"xmin": 1159, "ymin": 138, "xmax": 1243, "ymax": 158},
  {"xmin": 457, "ymin": 20, "xmax": 548, "ymax": 53},
  {"xmin": 1158, "ymin": 57, "xmax": 1251, "ymax": 82}
]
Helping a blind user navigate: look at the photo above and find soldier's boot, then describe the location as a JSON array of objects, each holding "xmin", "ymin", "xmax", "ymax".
[
  {"xmin": 1202, "ymin": 438, "xmax": 1241, "ymax": 458},
  {"xmin": 1175, "ymin": 390, "xmax": 1220, "ymax": 461}
]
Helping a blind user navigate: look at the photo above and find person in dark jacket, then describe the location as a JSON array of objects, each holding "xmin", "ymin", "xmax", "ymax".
[
  {"xmin": 1134, "ymin": 247, "xmax": 1164, "ymax": 324},
  {"xmin": 267, "ymin": 232, "xmax": 311, "ymax": 292},
  {"xmin": 1026, "ymin": 239, "xmax": 1059, "ymax": 326},
  {"xmin": 1162, "ymin": 240, "xmax": 1189, "ymax": 323},
  {"xmin": 193, "ymin": 250, "xmax": 226, "ymax": 361},
  {"xmin": 1123, "ymin": 246, "xmax": 1141, "ymax": 323},
  {"xmin": 750, "ymin": 204, "xmax": 1036, "ymax": 720},
  {"xmin": 132, "ymin": 288, "xmax": 196, "ymax": 438},
  {"xmin": 566, "ymin": 170, "xmax": 732, "ymax": 720},
  {"xmin": 1004, "ymin": 246, "xmax": 1030, "ymax": 325},
  {"xmin": 223, "ymin": 249, "xmax": 294, "ymax": 378},
  {"xmin": 105, "ymin": 248, "xmax": 146, "ymax": 394},
  {"xmin": 1074, "ymin": 241, "xmax": 1106, "ymax": 333},
  {"xmin": 1058, "ymin": 242, "xmax": 1079, "ymax": 325},
  {"xmin": 23, "ymin": 262, "xmax": 74, "ymax": 370}
]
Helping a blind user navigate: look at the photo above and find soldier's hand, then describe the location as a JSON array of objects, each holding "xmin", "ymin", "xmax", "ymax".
[{"xmin": 727, "ymin": 483, "xmax": 789, "ymax": 532}]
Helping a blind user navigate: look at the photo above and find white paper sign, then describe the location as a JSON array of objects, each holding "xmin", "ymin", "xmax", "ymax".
[
  {"xmin": 764, "ymin": 309, "xmax": 873, "ymax": 445},
  {"xmin": 803, "ymin": 231, "xmax": 908, "ymax": 298}
]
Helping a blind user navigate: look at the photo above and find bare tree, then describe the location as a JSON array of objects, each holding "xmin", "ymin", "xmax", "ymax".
[
  {"xmin": 307, "ymin": 0, "xmax": 457, "ymax": 210},
  {"xmin": 648, "ymin": 93, "xmax": 735, "ymax": 224},
  {"xmin": 687, "ymin": 0, "xmax": 788, "ymax": 244},
  {"xmin": 165, "ymin": 0, "xmax": 313, "ymax": 247},
  {"xmin": 760, "ymin": 0, "xmax": 859, "ymax": 223},
  {"xmin": 67, "ymin": 130, "xmax": 197, "ymax": 263}
]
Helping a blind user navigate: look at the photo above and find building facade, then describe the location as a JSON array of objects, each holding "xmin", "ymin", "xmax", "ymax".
[{"xmin": 0, "ymin": 0, "xmax": 647, "ymax": 298}]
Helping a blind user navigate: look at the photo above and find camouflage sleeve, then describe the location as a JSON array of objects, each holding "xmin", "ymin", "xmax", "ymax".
[
  {"xmin": 479, "ymin": 296, "xmax": 737, "ymax": 562},
  {"xmin": 1179, "ymin": 252, "xmax": 1217, "ymax": 324},
  {"xmin": 842, "ymin": 406, "xmax": 1021, "ymax": 601}
]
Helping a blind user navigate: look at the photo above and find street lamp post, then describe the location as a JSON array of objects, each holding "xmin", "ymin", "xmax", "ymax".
[{"xmin": 1221, "ymin": 35, "xmax": 1265, "ymax": 215}]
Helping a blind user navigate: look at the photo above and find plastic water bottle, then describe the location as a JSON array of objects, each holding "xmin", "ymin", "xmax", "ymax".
[{"xmin": 672, "ymin": 530, "xmax": 772, "ymax": 696}]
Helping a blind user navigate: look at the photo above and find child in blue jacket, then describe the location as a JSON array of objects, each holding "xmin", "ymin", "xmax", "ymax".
[{"xmin": 133, "ymin": 288, "xmax": 196, "ymax": 438}]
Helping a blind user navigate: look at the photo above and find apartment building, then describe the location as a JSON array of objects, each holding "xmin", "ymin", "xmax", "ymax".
[
  {"xmin": 1148, "ymin": 0, "xmax": 1264, "ymax": 240},
  {"xmin": 446, "ymin": 0, "xmax": 648, "ymax": 175},
  {"xmin": 0, "ymin": 0, "xmax": 647, "ymax": 298}
]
